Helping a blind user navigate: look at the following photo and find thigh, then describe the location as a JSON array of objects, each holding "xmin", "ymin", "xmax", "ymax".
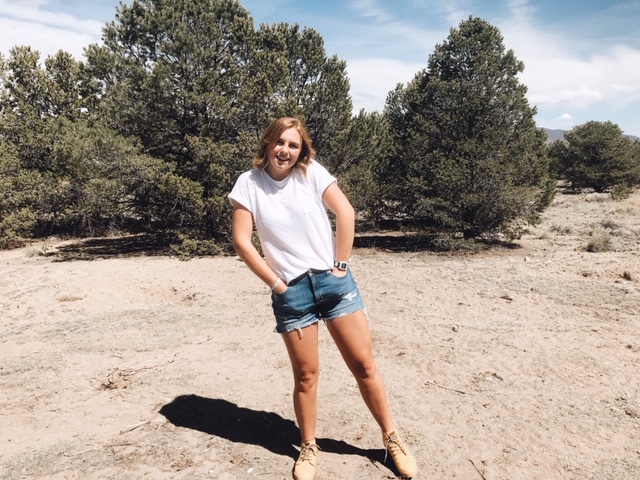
[
  {"xmin": 326, "ymin": 310, "xmax": 375, "ymax": 371},
  {"xmin": 282, "ymin": 322, "xmax": 320, "ymax": 376}
]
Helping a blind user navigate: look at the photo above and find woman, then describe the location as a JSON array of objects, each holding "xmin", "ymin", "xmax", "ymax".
[{"xmin": 228, "ymin": 117, "xmax": 417, "ymax": 480}]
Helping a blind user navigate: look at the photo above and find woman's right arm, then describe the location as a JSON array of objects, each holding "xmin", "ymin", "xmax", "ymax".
[{"xmin": 231, "ymin": 200, "xmax": 287, "ymax": 293}]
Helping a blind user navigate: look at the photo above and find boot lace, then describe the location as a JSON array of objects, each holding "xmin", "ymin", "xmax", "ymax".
[
  {"xmin": 383, "ymin": 432, "xmax": 407, "ymax": 463},
  {"xmin": 298, "ymin": 442, "xmax": 318, "ymax": 466}
]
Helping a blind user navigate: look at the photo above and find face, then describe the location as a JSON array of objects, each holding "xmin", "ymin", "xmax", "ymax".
[{"xmin": 265, "ymin": 127, "xmax": 302, "ymax": 181}]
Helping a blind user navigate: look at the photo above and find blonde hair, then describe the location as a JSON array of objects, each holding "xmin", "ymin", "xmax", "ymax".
[{"xmin": 252, "ymin": 117, "xmax": 316, "ymax": 175}]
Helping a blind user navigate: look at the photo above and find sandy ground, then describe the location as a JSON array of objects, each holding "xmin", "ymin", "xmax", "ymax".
[{"xmin": 1, "ymin": 189, "xmax": 639, "ymax": 480}]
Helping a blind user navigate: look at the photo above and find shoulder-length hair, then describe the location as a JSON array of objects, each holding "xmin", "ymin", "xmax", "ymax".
[{"xmin": 252, "ymin": 117, "xmax": 316, "ymax": 175}]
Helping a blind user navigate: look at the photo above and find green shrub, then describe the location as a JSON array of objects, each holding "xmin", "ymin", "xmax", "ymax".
[
  {"xmin": 611, "ymin": 183, "xmax": 634, "ymax": 200},
  {"xmin": 0, "ymin": 209, "xmax": 38, "ymax": 249},
  {"xmin": 0, "ymin": 145, "xmax": 42, "ymax": 247},
  {"xmin": 549, "ymin": 121, "xmax": 640, "ymax": 193}
]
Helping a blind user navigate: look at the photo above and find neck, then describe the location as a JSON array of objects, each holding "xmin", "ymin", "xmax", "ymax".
[{"xmin": 265, "ymin": 164, "xmax": 291, "ymax": 181}]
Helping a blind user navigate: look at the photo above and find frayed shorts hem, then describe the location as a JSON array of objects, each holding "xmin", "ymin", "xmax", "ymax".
[
  {"xmin": 273, "ymin": 307, "xmax": 368, "ymax": 335},
  {"xmin": 271, "ymin": 267, "xmax": 366, "ymax": 334}
]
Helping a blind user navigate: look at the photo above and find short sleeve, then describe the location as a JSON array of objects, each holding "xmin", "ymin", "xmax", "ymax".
[
  {"xmin": 308, "ymin": 160, "xmax": 336, "ymax": 199},
  {"xmin": 228, "ymin": 170, "xmax": 254, "ymax": 213}
]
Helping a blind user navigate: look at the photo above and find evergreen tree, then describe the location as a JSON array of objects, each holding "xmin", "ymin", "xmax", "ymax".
[
  {"xmin": 0, "ymin": 47, "xmax": 81, "ymax": 242},
  {"xmin": 252, "ymin": 23, "xmax": 352, "ymax": 171},
  {"xmin": 0, "ymin": 46, "xmax": 57, "ymax": 172},
  {"xmin": 330, "ymin": 110, "xmax": 390, "ymax": 228},
  {"xmin": 0, "ymin": 142, "xmax": 41, "ymax": 248},
  {"xmin": 84, "ymin": 0, "xmax": 354, "ymax": 251},
  {"xmin": 86, "ymin": 0, "xmax": 255, "ymax": 164},
  {"xmin": 0, "ymin": 47, "xmax": 191, "ymax": 244},
  {"xmin": 549, "ymin": 121, "xmax": 640, "ymax": 195},
  {"xmin": 383, "ymin": 17, "xmax": 553, "ymax": 239}
]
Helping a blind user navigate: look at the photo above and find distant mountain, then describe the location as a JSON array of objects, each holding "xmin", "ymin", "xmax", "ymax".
[
  {"xmin": 540, "ymin": 127, "xmax": 639, "ymax": 143},
  {"xmin": 540, "ymin": 128, "xmax": 566, "ymax": 143}
]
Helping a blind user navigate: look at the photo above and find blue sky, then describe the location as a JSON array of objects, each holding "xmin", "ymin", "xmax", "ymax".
[{"xmin": 1, "ymin": 0, "xmax": 639, "ymax": 136}]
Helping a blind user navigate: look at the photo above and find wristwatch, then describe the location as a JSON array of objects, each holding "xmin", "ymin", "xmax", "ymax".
[{"xmin": 333, "ymin": 261, "xmax": 349, "ymax": 271}]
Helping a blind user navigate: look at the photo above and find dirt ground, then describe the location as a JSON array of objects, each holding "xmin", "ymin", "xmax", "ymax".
[{"xmin": 1, "ymin": 189, "xmax": 639, "ymax": 480}]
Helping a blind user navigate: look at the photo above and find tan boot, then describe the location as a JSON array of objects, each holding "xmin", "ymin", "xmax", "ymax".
[
  {"xmin": 382, "ymin": 430, "xmax": 417, "ymax": 478},
  {"xmin": 292, "ymin": 441, "xmax": 319, "ymax": 480}
]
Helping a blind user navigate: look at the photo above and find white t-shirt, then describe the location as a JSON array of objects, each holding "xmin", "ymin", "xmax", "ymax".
[{"xmin": 228, "ymin": 160, "xmax": 337, "ymax": 283}]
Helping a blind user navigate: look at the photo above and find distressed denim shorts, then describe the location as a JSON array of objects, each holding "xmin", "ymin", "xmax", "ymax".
[{"xmin": 271, "ymin": 268, "xmax": 366, "ymax": 334}]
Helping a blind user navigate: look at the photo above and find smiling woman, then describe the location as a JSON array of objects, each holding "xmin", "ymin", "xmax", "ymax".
[
  {"xmin": 252, "ymin": 118, "xmax": 314, "ymax": 179},
  {"xmin": 228, "ymin": 117, "xmax": 418, "ymax": 480}
]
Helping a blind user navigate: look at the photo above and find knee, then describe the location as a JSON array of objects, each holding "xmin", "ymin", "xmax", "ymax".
[
  {"xmin": 352, "ymin": 359, "xmax": 378, "ymax": 381},
  {"xmin": 294, "ymin": 367, "xmax": 319, "ymax": 392}
]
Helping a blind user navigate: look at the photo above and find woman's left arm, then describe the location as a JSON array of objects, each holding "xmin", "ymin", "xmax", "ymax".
[{"xmin": 322, "ymin": 182, "xmax": 355, "ymax": 276}]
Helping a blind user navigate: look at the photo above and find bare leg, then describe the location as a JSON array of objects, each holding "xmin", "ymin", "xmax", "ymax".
[
  {"xmin": 282, "ymin": 323, "xmax": 320, "ymax": 443},
  {"xmin": 326, "ymin": 310, "xmax": 395, "ymax": 433}
]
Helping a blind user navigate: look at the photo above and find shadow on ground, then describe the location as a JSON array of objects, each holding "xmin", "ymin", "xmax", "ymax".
[
  {"xmin": 354, "ymin": 233, "xmax": 439, "ymax": 252},
  {"xmin": 159, "ymin": 394, "xmax": 388, "ymax": 469},
  {"xmin": 43, "ymin": 232, "xmax": 519, "ymax": 262},
  {"xmin": 354, "ymin": 232, "xmax": 520, "ymax": 253},
  {"xmin": 48, "ymin": 235, "xmax": 172, "ymax": 261}
]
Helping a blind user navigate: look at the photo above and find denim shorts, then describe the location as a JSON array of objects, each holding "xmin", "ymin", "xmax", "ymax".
[{"xmin": 271, "ymin": 268, "xmax": 366, "ymax": 334}]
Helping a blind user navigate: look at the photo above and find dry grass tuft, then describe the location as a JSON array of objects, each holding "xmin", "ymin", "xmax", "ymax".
[
  {"xmin": 586, "ymin": 226, "xmax": 613, "ymax": 252},
  {"xmin": 600, "ymin": 218, "xmax": 619, "ymax": 231},
  {"xmin": 56, "ymin": 294, "xmax": 84, "ymax": 302},
  {"xmin": 585, "ymin": 193, "xmax": 608, "ymax": 203},
  {"xmin": 549, "ymin": 223, "xmax": 572, "ymax": 235},
  {"xmin": 24, "ymin": 246, "xmax": 46, "ymax": 257}
]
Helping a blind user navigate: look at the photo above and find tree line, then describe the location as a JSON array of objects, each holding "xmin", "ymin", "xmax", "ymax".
[{"xmin": 1, "ymin": 0, "xmax": 638, "ymax": 252}]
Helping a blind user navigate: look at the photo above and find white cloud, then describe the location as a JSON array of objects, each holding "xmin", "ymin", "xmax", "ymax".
[
  {"xmin": 0, "ymin": 17, "xmax": 99, "ymax": 60},
  {"xmin": 346, "ymin": 58, "xmax": 425, "ymax": 112},
  {"xmin": 497, "ymin": 4, "xmax": 640, "ymax": 127},
  {"xmin": 350, "ymin": 0, "xmax": 391, "ymax": 22},
  {"xmin": 506, "ymin": 0, "xmax": 535, "ymax": 25},
  {"xmin": 0, "ymin": 1, "xmax": 104, "ymax": 60},
  {"xmin": 517, "ymin": 43, "xmax": 640, "ymax": 110},
  {"xmin": 547, "ymin": 113, "xmax": 577, "ymax": 130},
  {"xmin": 529, "ymin": 85, "xmax": 603, "ymax": 107},
  {"xmin": 0, "ymin": 0, "xmax": 49, "ymax": 7},
  {"xmin": 348, "ymin": 0, "xmax": 441, "ymax": 57},
  {"xmin": 0, "ymin": 3, "xmax": 103, "ymax": 35},
  {"xmin": 425, "ymin": 0, "xmax": 471, "ymax": 28}
]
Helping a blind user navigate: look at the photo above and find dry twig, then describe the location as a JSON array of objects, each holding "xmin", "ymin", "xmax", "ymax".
[
  {"xmin": 425, "ymin": 380, "xmax": 466, "ymax": 395},
  {"xmin": 119, "ymin": 419, "xmax": 152, "ymax": 434},
  {"xmin": 468, "ymin": 458, "xmax": 487, "ymax": 480}
]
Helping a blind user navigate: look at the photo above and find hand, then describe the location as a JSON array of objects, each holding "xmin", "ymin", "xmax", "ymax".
[{"xmin": 332, "ymin": 267, "xmax": 348, "ymax": 278}]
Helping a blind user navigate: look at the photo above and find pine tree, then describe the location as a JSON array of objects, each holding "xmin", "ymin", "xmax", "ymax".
[
  {"xmin": 383, "ymin": 17, "xmax": 553, "ymax": 239},
  {"xmin": 549, "ymin": 121, "xmax": 640, "ymax": 195}
]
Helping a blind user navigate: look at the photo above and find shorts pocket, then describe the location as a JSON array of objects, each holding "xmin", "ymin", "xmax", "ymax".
[
  {"xmin": 321, "ymin": 269, "xmax": 354, "ymax": 300},
  {"xmin": 271, "ymin": 281, "xmax": 308, "ymax": 318}
]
